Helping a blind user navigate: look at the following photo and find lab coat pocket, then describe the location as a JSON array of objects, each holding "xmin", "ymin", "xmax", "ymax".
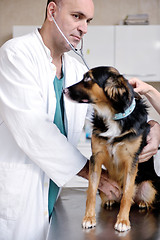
[{"xmin": 0, "ymin": 163, "xmax": 32, "ymax": 221}]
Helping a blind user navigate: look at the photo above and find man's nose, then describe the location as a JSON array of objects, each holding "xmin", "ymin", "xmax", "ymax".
[{"xmin": 78, "ymin": 21, "xmax": 88, "ymax": 36}]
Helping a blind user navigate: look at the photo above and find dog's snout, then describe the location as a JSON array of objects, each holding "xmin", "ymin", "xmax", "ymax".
[
  {"xmin": 63, "ymin": 88, "xmax": 72, "ymax": 100},
  {"xmin": 63, "ymin": 88, "xmax": 69, "ymax": 94}
]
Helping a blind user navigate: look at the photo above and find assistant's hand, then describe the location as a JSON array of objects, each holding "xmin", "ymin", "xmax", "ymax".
[
  {"xmin": 129, "ymin": 78, "xmax": 152, "ymax": 95},
  {"xmin": 139, "ymin": 120, "xmax": 160, "ymax": 163}
]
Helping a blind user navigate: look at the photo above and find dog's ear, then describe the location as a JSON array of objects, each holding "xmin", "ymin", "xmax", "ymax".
[
  {"xmin": 104, "ymin": 75, "xmax": 128, "ymax": 99},
  {"xmin": 104, "ymin": 75, "xmax": 131, "ymax": 112},
  {"xmin": 104, "ymin": 76, "xmax": 126, "ymax": 100}
]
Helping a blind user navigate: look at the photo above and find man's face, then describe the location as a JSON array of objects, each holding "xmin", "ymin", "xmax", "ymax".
[{"xmin": 54, "ymin": 0, "xmax": 94, "ymax": 51}]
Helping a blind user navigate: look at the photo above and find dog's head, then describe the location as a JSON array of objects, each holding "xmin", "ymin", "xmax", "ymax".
[{"xmin": 64, "ymin": 66, "xmax": 134, "ymax": 114}]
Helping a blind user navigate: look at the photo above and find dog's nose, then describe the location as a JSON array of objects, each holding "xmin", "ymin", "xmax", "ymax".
[
  {"xmin": 63, "ymin": 88, "xmax": 68, "ymax": 94},
  {"xmin": 63, "ymin": 88, "xmax": 69, "ymax": 96}
]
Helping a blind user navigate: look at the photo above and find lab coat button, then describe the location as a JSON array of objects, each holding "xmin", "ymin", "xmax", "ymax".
[{"xmin": 44, "ymin": 211, "xmax": 48, "ymax": 216}]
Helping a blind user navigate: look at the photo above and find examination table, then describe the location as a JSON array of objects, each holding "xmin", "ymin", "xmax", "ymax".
[{"xmin": 47, "ymin": 187, "xmax": 160, "ymax": 240}]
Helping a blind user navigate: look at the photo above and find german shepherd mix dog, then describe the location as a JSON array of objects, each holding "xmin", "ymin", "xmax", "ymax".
[{"xmin": 63, "ymin": 66, "xmax": 158, "ymax": 232}]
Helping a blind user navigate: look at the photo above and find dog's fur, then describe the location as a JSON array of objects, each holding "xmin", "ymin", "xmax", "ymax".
[{"xmin": 63, "ymin": 66, "xmax": 157, "ymax": 232}]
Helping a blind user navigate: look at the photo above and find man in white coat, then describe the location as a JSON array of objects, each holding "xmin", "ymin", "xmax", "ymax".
[
  {"xmin": 0, "ymin": 0, "xmax": 119, "ymax": 239},
  {"xmin": 0, "ymin": 0, "xmax": 160, "ymax": 239}
]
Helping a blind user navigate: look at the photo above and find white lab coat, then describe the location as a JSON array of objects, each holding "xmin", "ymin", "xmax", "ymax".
[{"xmin": 0, "ymin": 29, "xmax": 88, "ymax": 240}]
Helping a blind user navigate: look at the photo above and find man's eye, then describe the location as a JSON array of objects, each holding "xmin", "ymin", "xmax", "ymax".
[
  {"xmin": 73, "ymin": 14, "xmax": 80, "ymax": 19},
  {"xmin": 87, "ymin": 19, "xmax": 91, "ymax": 24}
]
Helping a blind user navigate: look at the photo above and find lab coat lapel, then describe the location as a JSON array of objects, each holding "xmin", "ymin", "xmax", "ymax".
[
  {"xmin": 47, "ymin": 65, "xmax": 57, "ymax": 121},
  {"xmin": 62, "ymin": 54, "xmax": 88, "ymax": 142},
  {"xmin": 63, "ymin": 55, "xmax": 77, "ymax": 139}
]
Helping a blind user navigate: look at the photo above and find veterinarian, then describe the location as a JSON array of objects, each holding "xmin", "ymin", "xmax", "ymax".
[{"xmin": 0, "ymin": 0, "xmax": 121, "ymax": 239}]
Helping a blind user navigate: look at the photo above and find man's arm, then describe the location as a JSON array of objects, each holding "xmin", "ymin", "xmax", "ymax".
[{"xmin": 77, "ymin": 161, "xmax": 121, "ymax": 199}]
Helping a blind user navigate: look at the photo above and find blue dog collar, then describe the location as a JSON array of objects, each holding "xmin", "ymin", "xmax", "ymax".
[{"xmin": 113, "ymin": 98, "xmax": 136, "ymax": 120}]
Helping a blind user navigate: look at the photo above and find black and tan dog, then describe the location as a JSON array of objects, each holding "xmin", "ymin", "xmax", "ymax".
[{"xmin": 63, "ymin": 66, "xmax": 158, "ymax": 232}]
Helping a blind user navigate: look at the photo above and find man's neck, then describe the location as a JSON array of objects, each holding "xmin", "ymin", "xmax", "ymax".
[
  {"xmin": 39, "ymin": 24, "xmax": 63, "ymax": 79},
  {"xmin": 53, "ymin": 58, "xmax": 63, "ymax": 79}
]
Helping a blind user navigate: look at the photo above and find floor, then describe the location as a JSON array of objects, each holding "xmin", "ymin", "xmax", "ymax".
[{"xmin": 47, "ymin": 187, "xmax": 160, "ymax": 240}]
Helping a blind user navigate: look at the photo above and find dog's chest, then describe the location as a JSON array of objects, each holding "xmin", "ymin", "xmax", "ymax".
[
  {"xmin": 93, "ymin": 112, "xmax": 121, "ymax": 141},
  {"xmin": 99, "ymin": 122, "xmax": 120, "ymax": 139},
  {"xmin": 106, "ymin": 142, "xmax": 126, "ymax": 183},
  {"xmin": 99, "ymin": 119, "xmax": 121, "ymax": 141},
  {"xmin": 107, "ymin": 142, "xmax": 124, "ymax": 164}
]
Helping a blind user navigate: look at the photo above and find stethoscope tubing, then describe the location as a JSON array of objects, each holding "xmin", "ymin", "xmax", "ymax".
[{"xmin": 51, "ymin": 15, "xmax": 89, "ymax": 70}]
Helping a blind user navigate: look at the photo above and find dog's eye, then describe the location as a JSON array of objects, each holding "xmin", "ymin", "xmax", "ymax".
[{"xmin": 84, "ymin": 77, "xmax": 92, "ymax": 82}]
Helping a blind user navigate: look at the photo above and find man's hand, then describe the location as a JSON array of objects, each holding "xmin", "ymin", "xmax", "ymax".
[
  {"xmin": 98, "ymin": 169, "xmax": 121, "ymax": 200},
  {"xmin": 139, "ymin": 120, "xmax": 160, "ymax": 163},
  {"xmin": 78, "ymin": 161, "xmax": 121, "ymax": 200}
]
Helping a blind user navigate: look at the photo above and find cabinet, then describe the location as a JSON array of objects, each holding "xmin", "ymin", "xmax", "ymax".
[
  {"xmin": 82, "ymin": 25, "xmax": 160, "ymax": 82},
  {"xmin": 83, "ymin": 26, "xmax": 115, "ymax": 68},
  {"xmin": 68, "ymin": 26, "xmax": 115, "ymax": 68},
  {"xmin": 115, "ymin": 25, "xmax": 160, "ymax": 82},
  {"xmin": 13, "ymin": 25, "xmax": 160, "ymax": 81}
]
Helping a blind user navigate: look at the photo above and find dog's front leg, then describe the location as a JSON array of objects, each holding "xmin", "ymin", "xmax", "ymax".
[
  {"xmin": 82, "ymin": 155, "xmax": 102, "ymax": 229},
  {"xmin": 114, "ymin": 164, "xmax": 138, "ymax": 232}
]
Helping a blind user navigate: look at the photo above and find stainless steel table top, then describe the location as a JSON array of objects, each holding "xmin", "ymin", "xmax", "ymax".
[{"xmin": 47, "ymin": 187, "xmax": 160, "ymax": 240}]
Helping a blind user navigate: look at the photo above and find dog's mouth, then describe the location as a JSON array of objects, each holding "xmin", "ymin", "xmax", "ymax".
[{"xmin": 63, "ymin": 88, "xmax": 90, "ymax": 103}]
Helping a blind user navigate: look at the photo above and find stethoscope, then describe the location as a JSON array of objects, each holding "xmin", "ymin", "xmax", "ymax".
[{"xmin": 51, "ymin": 15, "xmax": 89, "ymax": 70}]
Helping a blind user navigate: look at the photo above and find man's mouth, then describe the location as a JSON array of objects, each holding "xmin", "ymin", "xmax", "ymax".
[{"xmin": 71, "ymin": 35, "xmax": 81, "ymax": 41}]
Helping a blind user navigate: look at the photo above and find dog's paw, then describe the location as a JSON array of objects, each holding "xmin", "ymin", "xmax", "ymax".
[
  {"xmin": 114, "ymin": 220, "xmax": 131, "ymax": 232},
  {"xmin": 82, "ymin": 216, "xmax": 96, "ymax": 229}
]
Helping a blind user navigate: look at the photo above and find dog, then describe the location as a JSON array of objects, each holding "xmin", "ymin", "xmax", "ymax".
[{"xmin": 63, "ymin": 66, "xmax": 158, "ymax": 232}]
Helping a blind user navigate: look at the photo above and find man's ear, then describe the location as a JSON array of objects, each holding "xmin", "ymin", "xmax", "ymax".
[{"xmin": 47, "ymin": 1, "xmax": 57, "ymax": 21}]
